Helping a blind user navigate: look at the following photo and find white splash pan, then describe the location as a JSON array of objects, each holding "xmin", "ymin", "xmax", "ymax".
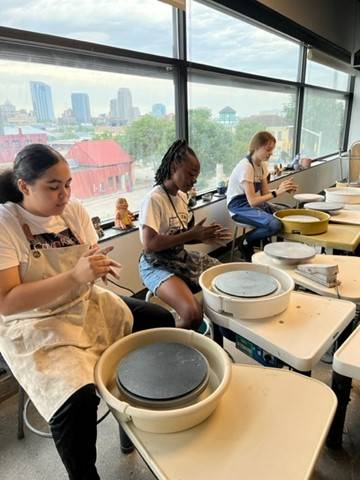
[
  {"xmin": 95, "ymin": 328, "xmax": 231, "ymax": 434},
  {"xmin": 325, "ymin": 187, "xmax": 360, "ymax": 204},
  {"xmin": 200, "ymin": 262, "xmax": 294, "ymax": 319}
]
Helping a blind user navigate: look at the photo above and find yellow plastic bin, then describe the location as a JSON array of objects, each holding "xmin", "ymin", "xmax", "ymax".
[{"xmin": 274, "ymin": 209, "xmax": 330, "ymax": 235}]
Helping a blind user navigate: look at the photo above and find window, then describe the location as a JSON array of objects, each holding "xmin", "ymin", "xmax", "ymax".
[
  {"xmin": 301, "ymin": 89, "xmax": 347, "ymax": 158},
  {"xmin": 1, "ymin": 0, "xmax": 175, "ymax": 57},
  {"xmin": 188, "ymin": 72, "xmax": 297, "ymax": 191},
  {"xmin": 187, "ymin": 0, "xmax": 301, "ymax": 81},
  {"xmin": 0, "ymin": 0, "xmax": 352, "ymax": 226},
  {"xmin": 306, "ymin": 60, "xmax": 349, "ymax": 91},
  {"xmin": 0, "ymin": 51, "xmax": 176, "ymax": 220}
]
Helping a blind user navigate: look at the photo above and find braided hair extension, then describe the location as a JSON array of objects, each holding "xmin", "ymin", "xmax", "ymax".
[{"xmin": 154, "ymin": 139, "xmax": 196, "ymax": 185}]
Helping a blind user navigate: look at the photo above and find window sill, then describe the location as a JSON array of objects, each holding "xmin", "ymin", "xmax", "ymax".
[{"xmin": 269, "ymin": 154, "xmax": 339, "ymax": 183}]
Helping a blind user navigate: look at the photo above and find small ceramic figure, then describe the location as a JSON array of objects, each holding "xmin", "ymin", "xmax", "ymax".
[
  {"xmin": 91, "ymin": 216, "xmax": 104, "ymax": 238},
  {"xmin": 188, "ymin": 187, "xmax": 197, "ymax": 207},
  {"xmin": 115, "ymin": 198, "xmax": 135, "ymax": 229}
]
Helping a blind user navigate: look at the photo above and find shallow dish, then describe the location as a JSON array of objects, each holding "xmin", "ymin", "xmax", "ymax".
[
  {"xmin": 293, "ymin": 193, "xmax": 324, "ymax": 203},
  {"xmin": 264, "ymin": 241, "xmax": 316, "ymax": 265},
  {"xmin": 304, "ymin": 202, "xmax": 343, "ymax": 214}
]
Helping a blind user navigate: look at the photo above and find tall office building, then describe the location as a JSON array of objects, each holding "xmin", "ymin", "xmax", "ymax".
[
  {"xmin": 109, "ymin": 98, "xmax": 118, "ymax": 118},
  {"xmin": 117, "ymin": 88, "xmax": 133, "ymax": 125},
  {"xmin": 30, "ymin": 81, "xmax": 55, "ymax": 122},
  {"xmin": 152, "ymin": 103, "xmax": 166, "ymax": 118},
  {"xmin": 71, "ymin": 93, "xmax": 92, "ymax": 124}
]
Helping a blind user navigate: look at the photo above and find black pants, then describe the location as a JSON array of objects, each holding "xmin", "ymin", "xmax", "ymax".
[{"xmin": 50, "ymin": 297, "xmax": 174, "ymax": 479}]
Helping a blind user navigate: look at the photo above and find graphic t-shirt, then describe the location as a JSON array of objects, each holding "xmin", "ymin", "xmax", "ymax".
[
  {"xmin": 138, "ymin": 185, "xmax": 191, "ymax": 243},
  {"xmin": 0, "ymin": 200, "xmax": 98, "ymax": 275}
]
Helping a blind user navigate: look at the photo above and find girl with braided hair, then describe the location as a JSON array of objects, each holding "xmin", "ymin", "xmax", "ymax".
[{"xmin": 139, "ymin": 139, "xmax": 230, "ymax": 330}]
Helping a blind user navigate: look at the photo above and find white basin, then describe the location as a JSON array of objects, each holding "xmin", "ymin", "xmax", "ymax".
[
  {"xmin": 95, "ymin": 328, "xmax": 231, "ymax": 433},
  {"xmin": 200, "ymin": 262, "xmax": 294, "ymax": 320}
]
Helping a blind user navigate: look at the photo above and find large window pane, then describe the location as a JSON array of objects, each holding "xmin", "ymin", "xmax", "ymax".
[
  {"xmin": 188, "ymin": 73, "xmax": 297, "ymax": 191},
  {"xmin": 306, "ymin": 60, "xmax": 349, "ymax": 91},
  {"xmin": 1, "ymin": 0, "xmax": 174, "ymax": 57},
  {"xmin": 187, "ymin": 0, "xmax": 300, "ymax": 81},
  {"xmin": 0, "ymin": 55, "xmax": 175, "ymax": 220},
  {"xmin": 301, "ymin": 89, "xmax": 346, "ymax": 158}
]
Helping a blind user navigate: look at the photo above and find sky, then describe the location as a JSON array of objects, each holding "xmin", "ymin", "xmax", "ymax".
[{"xmin": 0, "ymin": 0, "xmax": 346, "ymax": 118}]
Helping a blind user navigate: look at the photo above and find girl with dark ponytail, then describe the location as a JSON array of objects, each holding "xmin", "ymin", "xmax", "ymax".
[
  {"xmin": 0, "ymin": 143, "xmax": 174, "ymax": 479},
  {"xmin": 0, "ymin": 143, "xmax": 61, "ymax": 204},
  {"xmin": 138, "ymin": 139, "xmax": 231, "ymax": 330}
]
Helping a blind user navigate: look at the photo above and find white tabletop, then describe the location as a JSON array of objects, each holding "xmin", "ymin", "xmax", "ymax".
[
  {"xmin": 333, "ymin": 324, "xmax": 360, "ymax": 379},
  {"xmin": 205, "ymin": 291, "xmax": 355, "ymax": 371},
  {"xmin": 115, "ymin": 365, "xmax": 336, "ymax": 480},
  {"xmin": 252, "ymin": 252, "xmax": 360, "ymax": 302}
]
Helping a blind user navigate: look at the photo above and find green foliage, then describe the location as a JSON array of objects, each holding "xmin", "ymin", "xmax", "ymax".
[
  {"xmin": 282, "ymin": 94, "xmax": 345, "ymax": 156},
  {"xmin": 233, "ymin": 119, "xmax": 266, "ymax": 160},
  {"xmin": 188, "ymin": 108, "xmax": 235, "ymax": 189},
  {"xmin": 121, "ymin": 114, "xmax": 175, "ymax": 171}
]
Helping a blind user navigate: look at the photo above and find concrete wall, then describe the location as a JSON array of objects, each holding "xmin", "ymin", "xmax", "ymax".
[
  {"xmin": 258, "ymin": 0, "xmax": 359, "ymax": 53},
  {"xmin": 101, "ymin": 157, "xmax": 342, "ymax": 295}
]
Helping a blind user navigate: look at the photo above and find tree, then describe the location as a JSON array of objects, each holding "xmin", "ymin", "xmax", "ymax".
[
  {"xmin": 188, "ymin": 108, "xmax": 235, "ymax": 189},
  {"xmin": 233, "ymin": 119, "xmax": 266, "ymax": 161},
  {"xmin": 283, "ymin": 94, "xmax": 345, "ymax": 156},
  {"xmin": 121, "ymin": 115, "xmax": 175, "ymax": 171}
]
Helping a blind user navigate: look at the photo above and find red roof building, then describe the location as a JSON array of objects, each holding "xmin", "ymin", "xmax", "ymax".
[
  {"xmin": 0, "ymin": 128, "xmax": 48, "ymax": 164},
  {"xmin": 65, "ymin": 139, "xmax": 134, "ymax": 198}
]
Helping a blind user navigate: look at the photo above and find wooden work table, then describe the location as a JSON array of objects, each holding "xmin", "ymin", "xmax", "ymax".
[
  {"xmin": 329, "ymin": 208, "xmax": 360, "ymax": 226},
  {"xmin": 252, "ymin": 252, "xmax": 360, "ymax": 302},
  {"xmin": 327, "ymin": 324, "xmax": 360, "ymax": 448},
  {"xmin": 282, "ymin": 223, "xmax": 360, "ymax": 253}
]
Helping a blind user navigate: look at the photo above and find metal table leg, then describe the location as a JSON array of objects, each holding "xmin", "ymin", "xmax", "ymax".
[
  {"xmin": 326, "ymin": 372, "xmax": 352, "ymax": 449},
  {"xmin": 17, "ymin": 385, "xmax": 25, "ymax": 440},
  {"xmin": 119, "ymin": 425, "xmax": 134, "ymax": 454}
]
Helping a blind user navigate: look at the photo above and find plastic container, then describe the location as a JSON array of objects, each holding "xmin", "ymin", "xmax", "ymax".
[
  {"xmin": 95, "ymin": 328, "xmax": 231, "ymax": 433},
  {"xmin": 274, "ymin": 208, "xmax": 330, "ymax": 235},
  {"xmin": 200, "ymin": 262, "xmax": 294, "ymax": 320},
  {"xmin": 325, "ymin": 187, "xmax": 360, "ymax": 204}
]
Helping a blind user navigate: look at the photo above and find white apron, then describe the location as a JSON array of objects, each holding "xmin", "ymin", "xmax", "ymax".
[{"xmin": 0, "ymin": 210, "xmax": 133, "ymax": 421}]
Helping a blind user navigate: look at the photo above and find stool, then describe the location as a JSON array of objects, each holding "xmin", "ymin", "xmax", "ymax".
[
  {"xmin": 230, "ymin": 220, "xmax": 255, "ymax": 261},
  {"xmin": 17, "ymin": 384, "xmax": 110, "ymax": 440},
  {"xmin": 293, "ymin": 193, "xmax": 324, "ymax": 208},
  {"xmin": 145, "ymin": 290, "xmax": 213, "ymax": 338}
]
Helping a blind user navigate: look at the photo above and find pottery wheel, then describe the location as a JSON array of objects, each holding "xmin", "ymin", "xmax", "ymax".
[
  {"xmin": 283, "ymin": 214, "xmax": 320, "ymax": 222},
  {"xmin": 214, "ymin": 270, "xmax": 279, "ymax": 298},
  {"xmin": 264, "ymin": 242, "xmax": 315, "ymax": 262},
  {"xmin": 304, "ymin": 202, "xmax": 343, "ymax": 212},
  {"xmin": 116, "ymin": 342, "xmax": 209, "ymax": 406}
]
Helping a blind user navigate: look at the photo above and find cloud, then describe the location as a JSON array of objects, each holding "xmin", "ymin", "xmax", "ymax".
[{"xmin": 0, "ymin": 0, "xmax": 299, "ymax": 117}]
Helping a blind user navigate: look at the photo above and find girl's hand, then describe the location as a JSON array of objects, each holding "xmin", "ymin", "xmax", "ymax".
[
  {"xmin": 71, "ymin": 246, "xmax": 122, "ymax": 285},
  {"xmin": 191, "ymin": 219, "xmax": 232, "ymax": 243},
  {"xmin": 277, "ymin": 178, "xmax": 298, "ymax": 195}
]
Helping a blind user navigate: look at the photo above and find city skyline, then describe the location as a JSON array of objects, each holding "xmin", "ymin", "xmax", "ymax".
[{"xmin": 0, "ymin": 65, "xmax": 290, "ymax": 124}]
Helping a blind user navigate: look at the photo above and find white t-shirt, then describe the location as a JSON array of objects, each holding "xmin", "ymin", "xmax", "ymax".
[
  {"xmin": 0, "ymin": 199, "xmax": 98, "ymax": 273},
  {"xmin": 139, "ymin": 185, "xmax": 191, "ymax": 244},
  {"xmin": 226, "ymin": 157, "xmax": 269, "ymax": 205}
]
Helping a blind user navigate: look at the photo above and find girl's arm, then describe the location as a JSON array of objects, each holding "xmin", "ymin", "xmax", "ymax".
[
  {"xmin": 244, "ymin": 177, "xmax": 298, "ymax": 207},
  {"xmin": 142, "ymin": 220, "xmax": 228, "ymax": 253},
  {"xmin": 243, "ymin": 181, "xmax": 275, "ymax": 207},
  {"xmin": 0, "ymin": 247, "xmax": 120, "ymax": 316}
]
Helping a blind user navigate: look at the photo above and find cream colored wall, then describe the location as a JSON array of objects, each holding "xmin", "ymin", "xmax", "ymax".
[{"xmin": 101, "ymin": 158, "xmax": 341, "ymax": 295}]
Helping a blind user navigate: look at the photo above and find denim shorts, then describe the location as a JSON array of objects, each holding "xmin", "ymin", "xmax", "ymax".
[{"xmin": 139, "ymin": 255, "xmax": 174, "ymax": 294}]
